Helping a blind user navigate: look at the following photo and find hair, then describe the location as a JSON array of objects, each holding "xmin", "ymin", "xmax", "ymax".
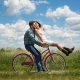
[{"xmin": 29, "ymin": 20, "xmax": 42, "ymax": 28}]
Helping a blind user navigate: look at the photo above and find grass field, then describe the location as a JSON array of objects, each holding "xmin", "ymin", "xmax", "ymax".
[{"xmin": 0, "ymin": 48, "xmax": 80, "ymax": 80}]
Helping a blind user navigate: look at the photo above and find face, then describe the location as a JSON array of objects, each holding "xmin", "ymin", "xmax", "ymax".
[{"xmin": 32, "ymin": 22, "xmax": 40, "ymax": 29}]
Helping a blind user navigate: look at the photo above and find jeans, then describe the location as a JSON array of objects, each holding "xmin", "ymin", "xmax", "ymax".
[{"xmin": 25, "ymin": 44, "xmax": 45, "ymax": 71}]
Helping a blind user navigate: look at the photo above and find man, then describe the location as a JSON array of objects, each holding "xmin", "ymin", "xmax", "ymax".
[{"xmin": 24, "ymin": 21, "xmax": 45, "ymax": 72}]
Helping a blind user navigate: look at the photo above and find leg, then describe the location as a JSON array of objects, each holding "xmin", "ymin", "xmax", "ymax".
[
  {"xmin": 49, "ymin": 42, "xmax": 74, "ymax": 56},
  {"xmin": 25, "ymin": 44, "xmax": 45, "ymax": 71},
  {"xmin": 29, "ymin": 45, "xmax": 45, "ymax": 71},
  {"xmin": 50, "ymin": 42, "xmax": 64, "ymax": 51},
  {"xmin": 63, "ymin": 47, "xmax": 75, "ymax": 53}
]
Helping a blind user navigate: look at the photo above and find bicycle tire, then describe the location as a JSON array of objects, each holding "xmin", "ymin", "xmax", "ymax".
[
  {"xmin": 44, "ymin": 53, "xmax": 66, "ymax": 71},
  {"xmin": 12, "ymin": 53, "xmax": 34, "ymax": 73}
]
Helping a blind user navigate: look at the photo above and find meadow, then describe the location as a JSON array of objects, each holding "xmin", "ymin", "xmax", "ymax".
[{"xmin": 0, "ymin": 48, "xmax": 80, "ymax": 80}]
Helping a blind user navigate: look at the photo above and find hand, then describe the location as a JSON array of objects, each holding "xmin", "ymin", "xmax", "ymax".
[
  {"xmin": 40, "ymin": 41, "xmax": 49, "ymax": 48},
  {"xmin": 40, "ymin": 41, "xmax": 46, "ymax": 45}
]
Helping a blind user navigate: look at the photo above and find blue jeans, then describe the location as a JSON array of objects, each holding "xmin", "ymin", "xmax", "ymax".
[{"xmin": 25, "ymin": 44, "xmax": 45, "ymax": 71}]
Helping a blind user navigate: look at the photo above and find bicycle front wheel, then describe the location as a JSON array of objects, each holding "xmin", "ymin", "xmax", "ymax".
[
  {"xmin": 12, "ymin": 53, "xmax": 34, "ymax": 73},
  {"xmin": 44, "ymin": 53, "xmax": 66, "ymax": 71}
]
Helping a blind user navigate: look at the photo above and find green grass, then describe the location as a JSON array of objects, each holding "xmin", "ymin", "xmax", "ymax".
[
  {"xmin": 0, "ymin": 70, "xmax": 80, "ymax": 80},
  {"xmin": 0, "ymin": 48, "xmax": 80, "ymax": 80}
]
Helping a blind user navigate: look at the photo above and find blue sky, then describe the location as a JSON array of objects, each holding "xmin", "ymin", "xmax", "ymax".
[{"xmin": 0, "ymin": 0, "xmax": 80, "ymax": 49}]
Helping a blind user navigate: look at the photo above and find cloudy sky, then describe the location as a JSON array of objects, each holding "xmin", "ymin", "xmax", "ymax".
[{"xmin": 0, "ymin": 0, "xmax": 80, "ymax": 49}]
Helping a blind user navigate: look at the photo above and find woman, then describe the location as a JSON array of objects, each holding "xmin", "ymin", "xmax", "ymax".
[{"xmin": 31, "ymin": 21, "xmax": 75, "ymax": 56}]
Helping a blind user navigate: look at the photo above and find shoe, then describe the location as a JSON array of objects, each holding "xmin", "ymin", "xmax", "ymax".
[
  {"xmin": 63, "ymin": 47, "xmax": 75, "ymax": 56},
  {"xmin": 68, "ymin": 47, "xmax": 75, "ymax": 53},
  {"xmin": 42, "ymin": 69, "xmax": 46, "ymax": 72},
  {"xmin": 62, "ymin": 49, "xmax": 69, "ymax": 56}
]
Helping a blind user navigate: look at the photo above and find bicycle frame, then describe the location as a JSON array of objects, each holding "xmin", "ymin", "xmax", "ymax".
[
  {"xmin": 12, "ymin": 46, "xmax": 66, "ymax": 72},
  {"xmin": 41, "ymin": 47, "xmax": 54, "ymax": 62}
]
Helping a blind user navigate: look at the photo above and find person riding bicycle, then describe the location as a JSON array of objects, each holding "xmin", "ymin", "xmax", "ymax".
[
  {"xmin": 24, "ymin": 21, "xmax": 46, "ymax": 72},
  {"xmin": 24, "ymin": 20, "xmax": 74, "ymax": 72}
]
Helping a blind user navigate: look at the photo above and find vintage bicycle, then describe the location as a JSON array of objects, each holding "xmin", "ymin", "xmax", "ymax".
[{"xmin": 12, "ymin": 47, "xmax": 66, "ymax": 73}]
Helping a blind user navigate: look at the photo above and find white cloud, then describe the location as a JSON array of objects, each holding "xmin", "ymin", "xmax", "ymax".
[
  {"xmin": 45, "ymin": 5, "xmax": 80, "ymax": 31},
  {"xmin": 66, "ymin": 17, "xmax": 80, "ymax": 31},
  {"xmin": 4, "ymin": 20, "xmax": 28, "ymax": 39},
  {"xmin": 31, "ymin": 0, "xmax": 49, "ymax": 5},
  {"xmin": 46, "ymin": 5, "xmax": 79, "ymax": 19},
  {"xmin": 66, "ymin": 17, "xmax": 80, "ymax": 25},
  {"xmin": 4, "ymin": 0, "xmax": 36, "ymax": 15},
  {"xmin": 0, "ymin": 19, "xmax": 29, "ymax": 48},
  {"xmin": 43, "ymin": 24, "xmax": 79, "ymax": 38}
]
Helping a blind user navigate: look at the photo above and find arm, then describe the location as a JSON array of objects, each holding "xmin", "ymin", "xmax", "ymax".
[{"xmin": 28, "ymin": 31, "xmax": 44, "ymax": 46}]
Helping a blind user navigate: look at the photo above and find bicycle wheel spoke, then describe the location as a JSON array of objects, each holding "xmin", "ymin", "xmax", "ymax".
[
  {"xmin": 12, "ymin": 53, "xmax": 33, "ymax": 73},
  {"xmin": 44, "ymin": 53, "xmax": 66, "ymax": 71}
]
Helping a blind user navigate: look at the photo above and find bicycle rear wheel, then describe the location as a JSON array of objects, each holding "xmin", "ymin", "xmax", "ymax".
[
  {"xmin": 12, "ymin": 53, "xmax": 34, "ymax": 73},
  {"xmin": 44, "ymin": 53, "xmax": 66, "ymax": 71}
]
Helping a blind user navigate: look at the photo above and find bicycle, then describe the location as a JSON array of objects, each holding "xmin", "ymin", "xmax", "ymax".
[{"xmin": 12, "ymin": 47, "xmax": 66, "ymax": 73}]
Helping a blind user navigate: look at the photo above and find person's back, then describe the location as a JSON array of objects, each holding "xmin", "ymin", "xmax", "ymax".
[
  {"xmin": 24, "ymin": 28, "xmax": 34, "ymax": 45},
  {"xmin": 24, "ymin": 28, "xmax": 41, "ymax": 46}
]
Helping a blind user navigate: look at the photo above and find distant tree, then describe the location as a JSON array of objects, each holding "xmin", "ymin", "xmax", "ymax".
[
  {"xmin": 0, "ymin": 48, "xmax": 5, "ymax": 53},
  {"xmin": 16, "ymin": 48, "xmax": 22, "ymax": 50}
]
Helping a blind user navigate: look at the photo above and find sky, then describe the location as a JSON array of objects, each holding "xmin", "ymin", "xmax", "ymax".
[{"xmin": 0, "ymin": 0, "xmax": 80, "ymax": 49}]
